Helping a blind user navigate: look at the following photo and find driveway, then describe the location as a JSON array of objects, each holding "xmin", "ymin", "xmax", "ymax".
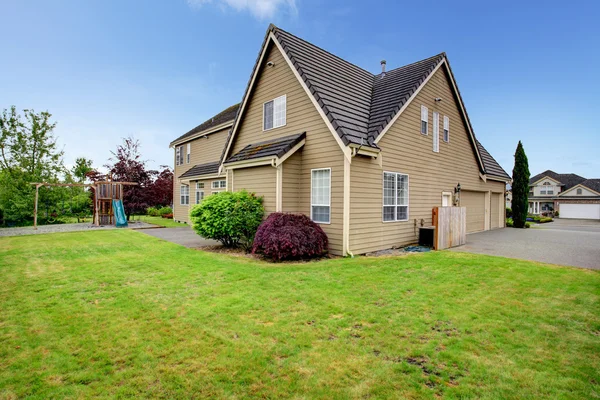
[
  {"xmin": 450, "ymin": 219, "xmax": 600, "ymax": 270},
  {"xmin": 140, "ymin": 227, "xmax": 219, "ymax": 248}
]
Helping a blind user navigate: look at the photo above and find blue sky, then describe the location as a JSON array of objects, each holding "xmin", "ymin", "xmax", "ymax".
[{"xmin": 1, "ymin": 0, "xmax": 599, "ymax": 178}]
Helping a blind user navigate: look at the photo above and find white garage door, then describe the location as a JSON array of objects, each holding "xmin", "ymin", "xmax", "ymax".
[{"xmin": 560, "ymin": 204, "xmax": 600, "ymax": 220}]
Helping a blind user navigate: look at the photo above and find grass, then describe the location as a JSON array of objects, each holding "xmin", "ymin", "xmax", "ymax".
[
  {"xmin": 0, "ymin": 231, "xmax": 598, "ymax": 399},
  {"xmin": 132, "ymin": 215, "xmax": 187, "ymax": 228}
]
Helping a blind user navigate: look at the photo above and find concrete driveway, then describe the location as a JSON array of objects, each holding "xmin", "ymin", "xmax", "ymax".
[
  {"xmin": 450, "ymin": 219, "xmax": 600, "ymax": 270},
  {"xmin": 140, "ymin": 227, "xmax": 219, "ymax": 248}
]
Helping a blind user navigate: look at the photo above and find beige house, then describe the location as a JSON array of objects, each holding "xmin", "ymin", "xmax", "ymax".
[
  {"xmin": 170, "ymin": 104, "xmax": 239, "ymax": 223},
  {"xmin": 172, "ymin": 25, "xmax": 510, "ymax": 255},
  {"xmin": 528, "ymin": 170, "xmax": 600, "ymax": 219}
]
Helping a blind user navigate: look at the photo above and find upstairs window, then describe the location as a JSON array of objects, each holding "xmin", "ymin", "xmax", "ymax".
[
  {"xmin": 420, "ymin": 105, "xmax": 428, "ymax": 134},
  {"xmin": 186, "ymin": 143, "xmax": 191, "ymax": 164},
  {"xmin": 180, "ymin": 185, "xmax": 189, "ymax": 205},
  {"xmin": 196, "ymin": 182, "xmax": 204, "ymax": 189},
  {"xmin": 263, "ymin": 95, "xmax": 286, "ymax": 130},
  {"xmin": 311, "ymin": 168, "xmax": 331, "ymax": 224},
  {"xmin": 383, "ymin": 172, "xmax": 409, "ymax": 222},
  {"xmin": 176, "ymin": 146, "xmax": 184, "ymax": 166},
  {"xmin": 577, "ymin": 188, "xmax": 583, "ymax": 195},
  {"xmin": 211, "ymin": 180, "xmax": 226, "ymax": 189},
  {"xmin": 443, "ymin": 116, "xmax": 450, "ymax": 142}
]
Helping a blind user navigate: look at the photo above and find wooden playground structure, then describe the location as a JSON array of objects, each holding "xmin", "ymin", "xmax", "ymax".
[{"xmin": 30, "ymin": 181, "xmax": 137, "ymax": 229}]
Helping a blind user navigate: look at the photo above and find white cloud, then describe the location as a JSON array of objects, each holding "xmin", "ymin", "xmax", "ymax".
[{"xmin": 186, "ymin": 0, "xmax": 297, "ymax": 20}]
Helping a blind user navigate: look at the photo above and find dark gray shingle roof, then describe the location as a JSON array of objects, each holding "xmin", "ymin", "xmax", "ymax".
[
  {"xmin": 579, "ymin": 179, "xmax": 600, "ymax": 193},
  {"xmin": 220, "ymin": 25, "xmax": 506, "ymax": 179},
  {"xmin": 224, "ymin": 132, "xmax": 305, "ymax": 164},
  {"xmin": 530, "ymin": 170, "xmax": 587, "ymax": 190},
  {"xmin": 475, "ymin": 139, "xmax": 510, "ymax": 180},
  {"xmin": 179, "ymin": 161, "xmax": 220, "ymax": 179},
  {"xmin": 171, "ymin": 104, "xmax": 240, "ymax": 146},
  {"xmin": 368, "ymin": 54, "xmax": 445, "ymax": 141}
]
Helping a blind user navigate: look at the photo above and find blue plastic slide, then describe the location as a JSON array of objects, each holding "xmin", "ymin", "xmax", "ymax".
[{"xmin": 112, "ymin": 199, "xmax": 128, "ymax": 228}]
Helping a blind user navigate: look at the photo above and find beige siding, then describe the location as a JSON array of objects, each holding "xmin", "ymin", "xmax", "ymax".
[
  {"xmin": 282, "ymin": 150, "xmax": 302, "ymax": 213},
  {"xmin": 227, "ymin": 43, "xmax": 345, "ymax": 255},
  {"xmin": 349, "ymin": 67, "xmax": 505, "ymax": 254},
  {"xmin": 172, "ymin": 127, "xmax": 230, "ymax": 224},
  {"xmin": 173, "ymin": 177, "xmax": 227, "ymax": 224},
  {"xmin": 232, "ymin": 166, "xmax": 277, "ymax": 214}
]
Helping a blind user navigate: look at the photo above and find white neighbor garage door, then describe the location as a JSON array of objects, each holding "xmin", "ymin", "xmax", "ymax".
[{"xmin": 560, "ymin": 204, "xmax": 600, "ymax": 220}]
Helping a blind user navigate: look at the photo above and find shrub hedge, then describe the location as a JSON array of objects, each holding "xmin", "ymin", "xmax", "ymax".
[
  {"xmin": 190, "ymin": 190, "xmax": 264, "ymax": 249},
  {"xmin": 252, "ymin": 213, "xmax": 328, "ymax": 261}
]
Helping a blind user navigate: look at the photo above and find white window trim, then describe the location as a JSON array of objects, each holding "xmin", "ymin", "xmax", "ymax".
[
  {"xmin": 263, "ymin": 95, "xmax": 287, "ymax": 131},
  {"xmin": 195, "ymin": 190, "xmax": 204, "ymax": 204},
  {"xmin": 382, "ymin": 171, "xmax": 410, "ymax": 223},
  {"xmin": 196, "ymin": 182, "xmax": 204, "ymax": 189},
  {"xmin": 420, "ymin": 105, "xmax": 428, "ymax": 135},
  {"xmin": 175, "ymin": 146, "xmax": 182, "ymax": 166},
  {"xmin": 186, "ymin": 143, "xmax": 191, "ymax": 164},
  {"xmin": 310, "ymin": 168, "xmax": 331, "ymax": 224},
  {"xmin": 180, "ymin": 185, "xmax": 189, "ymax": 205},
  {"xmin": 443, "ymin": 115, "xmax": 450, "ymax": 143},
  {"xmin": 442, "ymin": 191, "xmax": 453, "ymax": 207},
  {"xmin": 433, "ymin": 111, "xmax": 440, "ymax": 153},
  {"xmin": 211, "ymin": 180, "xmax": 226, "ymax": 189}
]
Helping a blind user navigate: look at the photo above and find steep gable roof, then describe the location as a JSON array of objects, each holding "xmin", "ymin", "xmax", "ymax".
[
  {"xmin": 368, "ymin": 54, "xmax": 445, "ymax": 141},
  {"xmin": 529, "ymin": 170, "xmax": 586, "ymax": 190},
  {"xmin": 221, "ymin": 25, "xmax": 506, "ymax": 179},
  {"xmin": 475, "ymin": 139, "xmax": 510, "ymax": 180},
  {"xmin": 171, "ymin": 103, "xmax": 239, "ymax": 147}
]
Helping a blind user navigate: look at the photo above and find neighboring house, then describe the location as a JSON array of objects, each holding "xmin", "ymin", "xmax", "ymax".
[
  {"xmin": 506, "ymin": 189, "xmax": 512, "ymax": 209},
  {"xmin": 172, "ymin": 24, "xmax": 510, "ymax": 255},
  {"xmin": 529, "ymin": 170, "xmax": 600, "ymax": 219},
  {"xmin": 170, "ymin": 104, "xmax": 239, "ymax": 223}
]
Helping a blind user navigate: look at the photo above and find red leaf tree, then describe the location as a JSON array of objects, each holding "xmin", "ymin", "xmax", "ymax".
[
  {"xmin": 105, "ymin": 137, "xmax": 156, "ymax": 220},
  {"xmin": 149, "ymin": 166, "xmax": 173, "ymax": 208}
]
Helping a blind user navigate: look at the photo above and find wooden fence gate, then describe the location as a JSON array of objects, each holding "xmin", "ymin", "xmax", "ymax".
[{"xmin": 432, "ymin": 207, "xmax": 467, "ymax": 250}]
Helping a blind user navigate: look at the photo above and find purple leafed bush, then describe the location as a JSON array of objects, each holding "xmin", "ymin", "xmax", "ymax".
[{"xmin": 252, "ymin": 213, "xmax": 329, "ymax": 261}]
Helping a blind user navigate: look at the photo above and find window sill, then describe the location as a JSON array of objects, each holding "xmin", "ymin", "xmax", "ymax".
[
  {"xmin": 382, "ymin": 219, "xmax": 409, "ymax": 223},
  {"xmin": 263, "ymin": 123, "xmax": 287, "ymax": 132}
]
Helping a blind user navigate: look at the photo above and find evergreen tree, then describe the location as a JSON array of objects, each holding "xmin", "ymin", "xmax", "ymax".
[{"xmin": 511, "ymin": 141, "xmax": 530, "ymax": 228}]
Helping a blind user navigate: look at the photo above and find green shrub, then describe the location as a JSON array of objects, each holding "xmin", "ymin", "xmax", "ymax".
[
  {"xmin": 525, "ymin": 222, "xmax": 531, "ymax": 228},
  {"xmin": 190, "ymin": 190, "xmax": 264, "ymax": 250},
  {"xmin": 147, "ymin": 207, "xmax": 160, "ymax": 216},
  {"xmin": 506, "ymin": 217, "xmax": 514, "ymax": 227},
  {"xmin": 554, "ymin": 211, "xmax": 559, "ymax": 217},
  {"xmin": 539, "ymin": 217, "xmax": 553, "ymax": 223},
  {"xmin": 158, "ymin": 206, "xmax": 172, "ymax": 216},
  {"xmin": 506, "ymin": 207, "xmax": 512, "ymax": 218}
]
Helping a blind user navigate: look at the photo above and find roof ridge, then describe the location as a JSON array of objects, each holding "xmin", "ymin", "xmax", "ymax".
[
  {"xmin": 271, "ymin": 25, "xmax": 375, "ymax": 77},
  {"xmin": 379, "ymin": 52, "xmax": 446, "ymax": 76}
]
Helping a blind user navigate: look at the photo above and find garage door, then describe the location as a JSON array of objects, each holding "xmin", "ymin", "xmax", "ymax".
[
  {"xmin": 560, "ymin": 204, "xmax": 600, "ymax": 220},
  {"xmin": 461, "ymin": 191, "xmax": 485, "ymax": 233},
  {"xmin": 491, "ymin": 193, "xmax": 501, "ymax": 229}
]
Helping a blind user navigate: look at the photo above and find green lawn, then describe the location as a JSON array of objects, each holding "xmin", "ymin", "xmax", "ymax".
[
  {"xmin": 1, "ymin": 231, "xmax": 598, "ymax": 399},
  {"xmin": 133, "ymin": 215, "xmax": 187, "ymax": 228}
]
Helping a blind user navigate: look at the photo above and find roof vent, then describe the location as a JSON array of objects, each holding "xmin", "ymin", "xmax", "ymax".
[{"xmin": 380, "ymin": 60, "xmax": 386, "ymax": 73}]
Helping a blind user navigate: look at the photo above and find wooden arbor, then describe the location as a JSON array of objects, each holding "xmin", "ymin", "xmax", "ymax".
[{"xmin": 30, "ymin": 181, "xmax": 137, "ymax": 229}]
